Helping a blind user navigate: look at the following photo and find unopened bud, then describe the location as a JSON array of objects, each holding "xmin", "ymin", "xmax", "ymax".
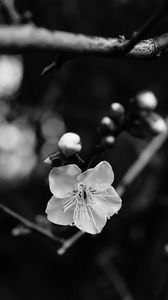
[
  {"xmin": 0, "ymin": 55, "xmax": 23, "ymax": 99},
  {"xmin": 11, "ymin": 225, "xmax": 31, "ymax": 236},
  {"xmin": 110, "ymin": 102, "xmax": 125, "ymax": 123},
  {"xmin": 99, "ymin": 117, "xmax": 117, "ymax": 136},
  {"xmin": 145, "ymin": 113, "xmax": 167, "ymax": 135},
  {"xmin": 133, "ymin": 91, "xmax": 158, "ymax": 111},
  {"xmin": 101, "ymin": 135, "xmax": 116, "ymax": 149},
  {"xmin": 58, "ymin": 132, "xmax": 82, "ymax": 157}
]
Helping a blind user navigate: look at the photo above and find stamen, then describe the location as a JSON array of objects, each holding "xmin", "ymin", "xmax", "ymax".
[
  {"xmin": 86, "ymin": 204, "xmax": 98, "ymax": 231},
  {"xmin": 73, "ymin": 203, "xmax": 86, "ymax": 231},
  {"xmin": 73, "ymin": 203, "xmax": 80, "ymax": 223},
  {"xmin": 63, "ymin": 196, "xmax": 76, "ymax": 212}
]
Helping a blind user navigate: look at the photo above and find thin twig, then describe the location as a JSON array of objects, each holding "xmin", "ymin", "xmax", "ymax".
[
  {"xmin": 57, "ymin": 230, "xmax": 84, "ymax": 255},
  {"xmin": 103, "ymin": 262, "xmax": 134, "ymax": 300},
  {"xmin": 57, "ymin": 118, "xmax": 168, "ymax": 255},
  {"xmin": 116, "ymin": 117, "xmax": 168, "ymax": 196},
  {"xmin": 0, "ymin": 25, "xmax": 167, "ymax": 59},
  {"xmin": 119, "ymin": 0, "xmax": 168, "ymax": 54},
  {"xmin": 0, "ymin": 0, "xmax": 21, "ymax": 24},
  {"xmin": 0, "ymin": 204, "xmax": 64, "ymax": 244}
]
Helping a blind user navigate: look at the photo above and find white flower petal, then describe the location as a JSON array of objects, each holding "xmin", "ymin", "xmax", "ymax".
[
  {"xmin": 92, "ymin": 186, "xmax": 122, "ymax": 218},
  {"xmin": 46, "ymin": 196, "xmax": 74, "ymax": 225},
  {"xmin": 78, "ymin": 161, "xmax": 114, "ymax": 191},
  {"xmin": 49, "ymin": 164, "xmax": 81, "ymax": 198},
  {"xmin": 77, "ymin": 168, "xmax": 93, "ymax": 182},
  {"xmin": 73, "ymin": 203, "xmax": 107, "ymax": 234}
]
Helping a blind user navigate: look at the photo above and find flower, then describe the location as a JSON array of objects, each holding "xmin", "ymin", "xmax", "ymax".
[
  {"xmin": 58, "ymin": 132, "xmax": 82, "ymax": 157},
  {"xmin": 46, "ymin": 161, "xmax": 122, "ymax": 234}
]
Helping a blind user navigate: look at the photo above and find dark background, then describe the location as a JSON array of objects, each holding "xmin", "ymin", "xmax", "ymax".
[{"xmin": 0, "ymin": 0, "xmax": 168, "ymax": 299}]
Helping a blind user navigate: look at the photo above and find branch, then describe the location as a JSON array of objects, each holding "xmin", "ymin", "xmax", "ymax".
[
  {"xmin": 0, "ymin": 204, "xmax": 64, "ymax": 244},
  {"xmin": 116, "ymin": 117, "xmax": 168, "ymax": 196},
  {"xmin": 0, "ymin": 25, "xmax": 167, "ymax": 59}
]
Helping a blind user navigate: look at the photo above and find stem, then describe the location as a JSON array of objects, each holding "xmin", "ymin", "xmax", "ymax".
[
  {"xmin": 86, "ymin": 154, "xmax": 99, "ymax": 169},
  {"xmin": 0, "ymin": 204, "xmax": 64, "ymax": 244},
  {"xmin": 116, "ymin": 118, "xmax": 168, "ymax": 196},
  {"xmin": 57, "ymin": 230, "xmax": 84, "ymax": 255}
]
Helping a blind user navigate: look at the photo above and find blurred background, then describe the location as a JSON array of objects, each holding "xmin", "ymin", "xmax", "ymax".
[{"xmin": 0, "ymin": 0, "xmax": 168, "ymax": 299}]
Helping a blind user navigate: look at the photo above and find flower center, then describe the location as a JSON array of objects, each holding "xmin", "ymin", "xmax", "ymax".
[
  {"xmin": 63, "ymin": 183, "xmax": 95, "ymax": 212},
  {"xmin": 76, "ymin": 183, "xmax": 93, "ymax": 204},
  {"xmin": 77, "ymin": 183, "xmax": 87, "ymax": 200}
]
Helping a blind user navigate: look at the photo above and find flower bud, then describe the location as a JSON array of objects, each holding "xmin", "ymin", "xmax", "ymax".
[
  {"xmin": 110, "ymin": 102, "xmax": 125, "ymax": 118},
  {"xmin": 133, "ymin": 91, "xmax": 158, "ymax": 111},
  {"xmin": 144, "ymin": 113, "xmax": 167, "ymax": 136},
  {"xmin": 0, "ymin": 55, "xmax": 23, "ymax": 99},
  {"xmin": 99, "ymin": 116, "xmax": 117, "ymax": 136},
  {"xmin": 101, "ymin": 135, "xmax": 116, "ymax": 149},
  {"xmin": 109, "ymin": 102, "xmax": 125, "ymax": 125},
  {"xmin": 11, "ymin": 225, "xmax": 31, "ymax": 236},
  {"xmin": 58, "ymin": 132, "xmax": 82, "ymax": 157}
]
